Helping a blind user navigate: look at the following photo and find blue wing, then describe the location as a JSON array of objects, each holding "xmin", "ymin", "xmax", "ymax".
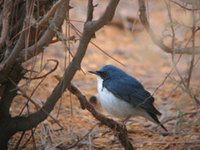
[{"xmin": 103, "ymin": 76, "xmax": 161, "ymax": 115}]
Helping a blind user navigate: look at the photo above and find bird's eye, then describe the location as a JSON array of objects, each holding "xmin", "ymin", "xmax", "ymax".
[{"xmin": 100, "ymin": 71, "xmax": 107, "ymax": 78}]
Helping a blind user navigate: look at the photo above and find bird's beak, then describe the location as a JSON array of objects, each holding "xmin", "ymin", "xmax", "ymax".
[{"xmin": 88, "ymin": 70, "xmax": 98, "ymax": 75}]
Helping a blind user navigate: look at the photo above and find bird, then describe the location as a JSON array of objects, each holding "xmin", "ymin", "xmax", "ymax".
[{"xmin": 88, "ymin": 65, "xmax": 167, "ymax": 132}]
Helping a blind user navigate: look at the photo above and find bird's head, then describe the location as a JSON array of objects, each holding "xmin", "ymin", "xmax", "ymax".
[{"xmin": 88, "ymin": 65, "xmax": 125, "ymax": 80}]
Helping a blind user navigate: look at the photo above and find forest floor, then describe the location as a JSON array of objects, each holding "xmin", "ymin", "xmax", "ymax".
[{"xmin": 10, "ymin": 0, "xmax": 200, "ymax": 149}]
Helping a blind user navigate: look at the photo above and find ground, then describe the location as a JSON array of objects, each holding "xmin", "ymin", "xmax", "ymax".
[{"xmin": 9, "ymin": 0, "xmax": 200, "ymax": 149}]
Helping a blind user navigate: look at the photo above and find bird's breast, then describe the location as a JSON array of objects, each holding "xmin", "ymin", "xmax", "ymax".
[{"xmin": 96, "ymin": 77, "xmax": 140, "ymax": 118}]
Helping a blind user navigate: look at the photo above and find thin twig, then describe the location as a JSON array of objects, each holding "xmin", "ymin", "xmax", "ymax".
[
  {"xmin": 23, "ymin": 59, "xmax": 59, "ymax": 80},
  {"xmin": 31, "ymin": 128, "xmax": 36, "ymax": 149},
  {"xmin": 0, "ymin": 0, "xmax": 13, "ymax": 51},
  {"xmin": 135, "ymin": 140, "xmax": 200, "ymax": 145},
  {"xmin": 14, "ymin": 131, "xmax": 26, "ymax": 150},
  {"xmin": 70, "ymin": 23, "xmax": 125, "ymax": 67},
  {"xmin": 164, "ymin": 0, "xmax": 200, "ymax": 115},
  {"xmin": 25, "ymin": 0, "xmax": 35, "ymax": 60},
  {"xmin": 8, "ymin": 77, "xmax": 64, "ymax": 130},
  {"xmin": 170, "ymin": 0, "xmax": 200, "ymax": 11},
  {"xmin": 20, "ymin": 128, "xmax": 37, "ymax": 150},
  {"xmin": 57, "ymin": 123, "xmax": 98, "ymax": 149},
  {"xmin": 137, "ymin": 0, "xmax": 200, "ymax": 54},
  {"xmin": 17, "ymin": 0, "xmax": 70, "ymax": 63},
  {"xmin": 186, "ymin": 10, "xmax": 196, "ymax": 88},
  {"xmin": 19, "ymin": 77, "xmax": 45, "ymax": 116},
  {"xmin": 10, "ymin": 20, "xmax": 39, "ymax": 42},
  {"xmin": 162, "ymin": 111, "xmax": 198, "ymax": 125},
  {"xmin": 0, "ymin": 27, "xmax": 25, "ymax": 73},
  {"xmin": 37, "ymin": 0, "xmax": 67, "ymax": 28},
  {"xmin": 66, "ymin": 13, "xmax": 73, "ymax": 117}
]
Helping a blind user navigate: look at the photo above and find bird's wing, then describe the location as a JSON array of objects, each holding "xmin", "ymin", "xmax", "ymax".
[{"xmin": 104, "ymin": 77, "xmax": 161, "ymax": 115}]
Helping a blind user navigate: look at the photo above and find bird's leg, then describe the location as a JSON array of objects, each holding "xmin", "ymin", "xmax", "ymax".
[{"xmin": 121, "ymin": 116, "xmax": 131, "ymax": 125}]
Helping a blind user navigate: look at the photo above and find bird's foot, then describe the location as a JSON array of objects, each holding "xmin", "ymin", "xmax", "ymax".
[{"xmin": 121, "ymin": 116, "xmax": 131, "ymax": 125}]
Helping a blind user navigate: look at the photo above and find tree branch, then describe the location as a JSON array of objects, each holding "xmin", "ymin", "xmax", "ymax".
[
  {"xmin": 0, "ymin": 64, "xmax": 24, "ymax": 120},
  {"xmin": 0, "ymin": 0, "xmax": 69, "ymax": 83},
  {"xmin": 170, "ymin": 0, "xmax": 200, "ymax": 11},
  {"xmin": 17, "ymin": 1, "xmax": 69, "ymax": 63},
  {"xmin": 10, "ymin": 0, "xmax": 120, "ymax": 139},
  {"xmin": 138, "ymin": 0, "xmax": 200, "ymax": 55},
  {"xmin": 85, "ymin": 0, "xmax": 120, "ymax": 32},
  {"xmin": 0, "ymin": 0, "xmax": 13, "ymax": 51},
  {"xmin": 69, "ymin": 83, "xmax": 134, "ymax": 150},
  {"xmin": 86, "ymin": 0, "xmax": 96, "ymax": 38},
  {"xmin": 37, "ymin": 0, "xmax": 67, "ymax": 28},
  {"xmin": 86, "ymin": 0, "xmax": 94, "ymax": 22},
  {"xmin": 23, "ymin": 59, "xmax": 58, "ymax": 80},
  {"xmin": 0, "ymin": 31, "xmax": 25, "ymax": 82}
]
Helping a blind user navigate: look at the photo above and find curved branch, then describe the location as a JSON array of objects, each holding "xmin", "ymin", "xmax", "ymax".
[
  {"xmin": 69, "ymin": 83, "xmax": 134, "ymax": 150},
  {"xmin": 23, "ymin": 59, "xmax": 58, "ymax": 80},
  {"xmin": 8, "ymin": 0, "xmax": 70, "ymax": 132},
  {"xmin": 11, "ymin": 0, "xmax": 120, "ymax": 137},
  {"xmin": 138, "ymin": 0, "xmax": 200, "ymax": 55}
]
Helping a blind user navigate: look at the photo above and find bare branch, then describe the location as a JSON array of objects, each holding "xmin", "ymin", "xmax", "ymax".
[
  {"xmin": 17, "ymin": 0, "xmax": 69, "ymax": 63},
  {"xmin": 0, "ymin": 31, "xmax": 25, "ymax": 82},
  {"xmin": 69, "ymin": 83, "xmax": 134, "ymax": 150},
  {"xmin": 0, "ymin": 0, "xmax": 13, "ymax": 51},
  {"xmin": 86, "ymin": 0, "xmax": 96, "ymax": 38},
  {"xmin": 8, "ymin": 77, "xmax": 64, "ymax": 130},
  {"xmin": 86, "ymin": 0, "xmax": 94, "ymax": 22},
  {"xmin": 137, "ymin": 0, "xmax": 200, "ymax": 55},
  {"xmin": 23, "ymin": 59, "xmax": 58, "ymax": 80},
  {"xmin": 170, "ymin": 0, "xmax": 200, "ymax": 11},
  {"xmin": 162, "ymin": 111, "xmax": 198, "ymax": 125},
  {"xmin": 70, "ymin": 22, "xmax": 125, "ymax": 66},
  {"xmin": 38, "ymin": 0, "xmax": 67, "ymax": 28},
  {"xmin": 57, "ymin": 123, "xmax": 98, "ymax": 149},
  {"xmin": 85, "ymin": 0, "xmax": 120, "ymax": 32},
  {"xmin": 10, "ymin": 0, "xmax": 120, "ymax": 139},
  {"xmin": 186, "ymin": 10, "xmax": 196, "ymax": 87}
]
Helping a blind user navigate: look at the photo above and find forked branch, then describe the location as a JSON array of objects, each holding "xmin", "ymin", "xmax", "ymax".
[
  {"xmin": 10, "ymin": 1, "xmax": 123, "ymax": 147},
  {"xmin": 138, "ymin": 0, "xmax": 200, "ymax": 55}
]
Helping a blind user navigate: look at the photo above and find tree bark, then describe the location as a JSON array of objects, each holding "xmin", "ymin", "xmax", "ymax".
[
  {"xmin": 0, "ymin": 64, "xmax": 24, "ymax": 150},
  {"xmin": 0, "ymin": 0, "xmax": 69, "ymax": 149},
  {"xmin": 0, "ymin": 0, "xmax": 122, "ymax": 149}
]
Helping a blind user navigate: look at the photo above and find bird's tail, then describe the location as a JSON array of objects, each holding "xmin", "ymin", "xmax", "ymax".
[{"xmin": 147, "ymin": 112, "xmax": 168, "ymax": 132}]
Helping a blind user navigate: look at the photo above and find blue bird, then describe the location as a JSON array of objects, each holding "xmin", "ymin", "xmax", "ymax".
[{"xmin": 89, "ymin": 65, "xmax": 167, "ymax": 132}]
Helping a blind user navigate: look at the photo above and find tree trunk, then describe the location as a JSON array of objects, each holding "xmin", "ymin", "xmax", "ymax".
[
  {"xmin": 0, "ymin": 0, "xmax": 70, "ymax": 148},
  {"xmin": 0, "ymin": 64, "xmax": 24, "ymax": 149},
  {"xmin": 0, "ymin": 118, "xmax": 14, "ymax": 150}
]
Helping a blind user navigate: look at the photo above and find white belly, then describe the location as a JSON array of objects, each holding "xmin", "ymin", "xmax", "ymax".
[{"xmin": 97, "ymin": 77, "xmax": 143, "ymax": 118}]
